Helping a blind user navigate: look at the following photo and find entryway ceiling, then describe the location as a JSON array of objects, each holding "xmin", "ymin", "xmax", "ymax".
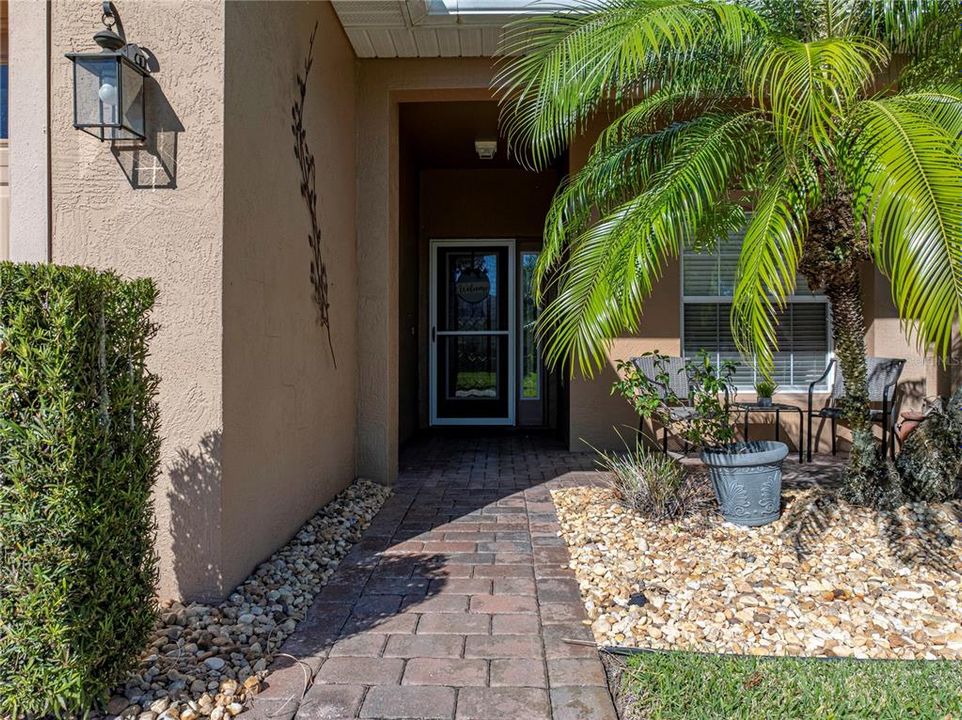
[{"xmin": 331, "ymin": 1, "xmax": 513, "ymax": 58}]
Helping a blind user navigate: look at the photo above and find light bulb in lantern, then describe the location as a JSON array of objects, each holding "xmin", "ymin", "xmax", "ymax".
[{"xmin": 98, "ymin": 81, "xmax": 118, "ymax": 106}]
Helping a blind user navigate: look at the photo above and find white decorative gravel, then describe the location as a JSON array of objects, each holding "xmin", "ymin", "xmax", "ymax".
[
  {"xmin": 102, "ymin": 479, "xmax": 391, "ymax": 720},
  {"xmin": 553, "ymin": 485, "xmax": 962, "ymax": 660}
]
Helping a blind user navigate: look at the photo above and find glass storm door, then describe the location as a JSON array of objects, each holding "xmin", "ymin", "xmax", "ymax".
[{"xmin": 430, "ymin": 240, "xmax": 516, "ymax": 425}]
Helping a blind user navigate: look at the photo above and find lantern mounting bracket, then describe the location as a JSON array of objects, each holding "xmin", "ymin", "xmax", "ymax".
[{"xmin": 65, "ymin": 1, "xmax": 151, "ymax": 142}]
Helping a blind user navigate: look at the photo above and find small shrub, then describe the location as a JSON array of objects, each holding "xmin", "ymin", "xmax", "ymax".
[
  {"xmin": 754, "ymin": 379, "xmax": 777, "ymax": 398},
  {"xmin": 0, "ymin": 262, "xmax": 161, "ymax": 717},
  {"xmin": 594, "ymin": 435, "xmax": 708, "ymax": 519},
  {"xmin": 613, "ymin": 350, "xmax": 738, "ymax": 450}
]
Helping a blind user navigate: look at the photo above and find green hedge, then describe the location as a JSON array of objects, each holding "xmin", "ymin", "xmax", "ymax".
[{"xmin": 0, "ymin": 263, "xmax": 161, "ymax": 717}]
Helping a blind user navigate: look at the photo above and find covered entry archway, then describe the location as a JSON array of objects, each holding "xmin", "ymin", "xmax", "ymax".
[{"xmin": 397, "ymin": 99, "xmax": 566, "ymax": 445}]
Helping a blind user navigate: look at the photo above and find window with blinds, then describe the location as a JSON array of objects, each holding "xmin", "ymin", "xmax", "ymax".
[{"xmin": 681, "ymin": 229, "xmax": 831, "ymax": 390}]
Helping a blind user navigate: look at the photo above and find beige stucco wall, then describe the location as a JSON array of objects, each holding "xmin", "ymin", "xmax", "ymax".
[
  {"xmin": 865, "ymin": 270, "xmax": 938, "ymax": 407},
  {"xmin": 48, "ymin": 0, "xmax": 226, "ymax": 599},
  {"xmin": 355, "ymin": 58, "xmax": 495, "ymax": 482},
  {"xmin": 7, "ymin": 0, "xmax": 49, "ymax": 262},
  {"xmin": 565, "ymin": 118, "xmax": 684, "ymax": 451},
  {"xmin": 221, "ymin": 1, "xmax": 358, "ymax": 595},
  {"xmin": 48, "ymin": 0, "xmax": 358, "ymax": 601}
]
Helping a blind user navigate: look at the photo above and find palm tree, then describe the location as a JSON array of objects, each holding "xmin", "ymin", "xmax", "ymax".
[{"xmin": 494, "ymin": 0, "xmax": 961, "ymax": 504}]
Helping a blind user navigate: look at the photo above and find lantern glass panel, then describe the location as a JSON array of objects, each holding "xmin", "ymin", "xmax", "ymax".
[
  {"xmin": 120, "ymin": 58, "xmax": 145, "ymax": 138},
  {"xmin": 73, "ymin": 56, "xmax": 120, "ymax": 136},
  {"xmin": 71, "ymin": 54, "xmax": 145, "ymax": 141}
]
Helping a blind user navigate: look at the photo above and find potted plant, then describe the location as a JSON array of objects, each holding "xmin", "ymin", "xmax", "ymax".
[
  {"xmin": 615, "ymin": 351, "xmax": 789, "ymax": 526},
  {"xmin": 755, "ymin": 379, "xmax": 777, "ymax": 407}
]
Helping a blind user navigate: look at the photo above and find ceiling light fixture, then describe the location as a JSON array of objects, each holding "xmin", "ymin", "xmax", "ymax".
[{"xmin": 475, "ymin": 140, "xmax": 497, "ymax": 160}]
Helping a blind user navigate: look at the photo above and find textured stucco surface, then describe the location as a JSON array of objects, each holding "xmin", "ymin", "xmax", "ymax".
[
  {"xmin": 8, "ymin": 0, "xmax": 50, "ymax": 262},
  {"xmin": 355, "ymin": 59, "xmax": 495, "ymax": 483},
  {"xmin": 49, "ymin": 0, "xmax": 226, "ymax": 600},
  {"xmin": 221, "ymin": 1, "xmax": 358, "ymax": 595}
]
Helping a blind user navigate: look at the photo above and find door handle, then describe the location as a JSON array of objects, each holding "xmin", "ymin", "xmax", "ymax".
[{"xmin": 431, "ymin": 326, "xmax": 436, "ymax": 342}]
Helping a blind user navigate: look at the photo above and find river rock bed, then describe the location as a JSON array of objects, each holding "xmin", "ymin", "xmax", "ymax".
[
  {"xmin": 553, "ymin": 485, "xmax": 962, "ymax": 660},
  {"xmin": 101, "ymin": 479, "xmax": 391, "ymax": 720}
]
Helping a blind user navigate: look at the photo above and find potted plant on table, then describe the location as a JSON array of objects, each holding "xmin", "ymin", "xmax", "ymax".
[
  {"xmin": 615, "ymin": 351, "xmax": 789, "ymax": 526},
  {"xmin": 754, "ymin": 379, "xmax": 777, "ymax": 407}
]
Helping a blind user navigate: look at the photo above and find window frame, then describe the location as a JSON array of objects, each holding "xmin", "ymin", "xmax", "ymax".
[
  {"xmin": 519, "ymin": 250, "xmax": 542, "ymax": 402},
  {"xmin": 679, "ymin": 230, "xmax": 833, "ymax": 392}
]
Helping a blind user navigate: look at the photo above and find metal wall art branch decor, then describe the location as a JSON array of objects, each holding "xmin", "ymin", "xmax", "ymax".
[{"xmin": 292, "ymin": 23, "xmax": 335, "ymax": 366}]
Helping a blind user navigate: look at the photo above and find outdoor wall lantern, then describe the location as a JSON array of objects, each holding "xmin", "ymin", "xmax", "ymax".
[{"xmin": 66, "ymin": 2, "xmax": 150, "ymax": 141}]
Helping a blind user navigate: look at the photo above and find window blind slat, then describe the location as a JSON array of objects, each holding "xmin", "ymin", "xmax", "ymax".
[{"xmin": 681, "ymin": 227, "xmax": 830, "ymax": 389}]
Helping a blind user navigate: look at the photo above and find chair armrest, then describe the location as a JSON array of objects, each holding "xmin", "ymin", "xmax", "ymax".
[
  {"xmin": 882, "ymin": 379, "xmax": 899, "ymax": 404},
  {"xmin": 882, "ymin": 360, "xmax": 905, "ymax": 404},
  {"xmin": 807, "ymin": 360, "xmax": 834, "ymax": 411}
]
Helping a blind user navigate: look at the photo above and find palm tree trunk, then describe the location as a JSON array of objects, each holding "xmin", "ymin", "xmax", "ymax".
[
  {"xmin": 822, "ymin": 278, "xmax": 880, "ymax": 503},
  {"xmin": 801, "ymin": 195, "xmax": 882, "ymax": 503}
]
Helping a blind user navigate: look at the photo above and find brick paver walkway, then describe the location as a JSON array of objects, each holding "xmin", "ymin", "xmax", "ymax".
[{"xmin": 247, "ymin": 434, "xmax": 618, "ymax": 720}]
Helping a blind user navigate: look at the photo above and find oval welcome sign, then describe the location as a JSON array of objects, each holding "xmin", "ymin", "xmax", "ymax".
[{"xmin": 456, "ymin": 268, "xmax": 491, "ymax": 304}]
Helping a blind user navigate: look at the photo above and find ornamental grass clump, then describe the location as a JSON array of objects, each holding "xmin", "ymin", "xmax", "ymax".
[
  {"xmin": 0, "ymin": 262, "xmax": 161, "ymax": 718},
  {"xmin": 593, "ymin": 432, "xmax": 709, "ymax": 519}
]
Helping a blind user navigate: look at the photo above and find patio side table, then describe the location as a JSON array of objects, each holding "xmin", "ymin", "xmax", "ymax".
[{"xmin": 732, "ymin": 402, "xmax": 804, "ymax": 463}]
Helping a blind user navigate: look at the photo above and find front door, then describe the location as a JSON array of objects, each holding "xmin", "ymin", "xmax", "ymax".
[{"xmin": 430, "ymin": 240, "xmax": 515, "ymax": 425}]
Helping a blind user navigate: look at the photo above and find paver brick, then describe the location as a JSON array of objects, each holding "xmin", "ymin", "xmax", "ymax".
[
  {"xmin": 429, "ymin": 578, "xmax": 493, "ymax": 595},
  {"xmin": 430, "ymin": 563, "xmax": 475, "ymax": 578},
  {"xmin": 539, "ymin": 602, "xmax": 587, "ymax": 624},
  {"xmin": 493, "ymin": 578, "xmax": 536, "ymax": 595},
  {"xmin": 464, "ymin": 635, "xmax": 544, "ymax": 659},
  {"xmin": 550, "ymin": 686, "xmax": 618, "ymax": 720},
  {"xmin": 473, "ymin": 565, "xmax": 534, "ymax": 578},
  {"xmin": 489, "ymin": 658, "xmax": 547, "ymax": 688},
  {"xmin": 422, "ymin": 541, "xmax": 479, "ymax": 554},
  {"xmin": 477, "ymin": 541, "xmax": 532, "ymax": 553},
  {"xmin": 384, "ymin": 633, "xmax": 464, "ymax": 658},
  {"xmin": 547, "ymin": 658, "xmax": 608, "ymax": 686},
  {"xmin": 491, "ymin": 613, "xmax": 541, "ymax": 635},
  {"xmin": 455, "ymin": 687, "xmax": 551, "ymax": 720},
  {"xmin": 470, "ymin": 595, "xmax": 538, "ymax": 615},
  {"xmin": 364, "ymin": 576, "xmax": 430, "ymax": 596},
  {"xmin": 402, "ymin": 594, "xmax": 469, "ymax": 613},
  {"xmin": 315, "ymin": 657, "xmax": 404, "ymax": 685},
  {"xmin": 297, "ymin": 684, "xmax": 366, "ymax": 720},
  {"xmin": 417, "ymin": 613, "xmax": 491, "ymax": 635},
  {"xmin": 360, "ymin": 685, "xmax": 457, "ymax": 719},
  {"xmin": 342, "ymin": 612, "xmax": 419, "ymax": 635},
  {"xmin": 328, "ymin": 633, "xmax": 387, "ymax": 658},
  {"xmin": 403, "ymin": 658, "xmax": 488, "ymax": 686},
  {"xmin": 350, "ymin": 594, "xmax": 403, "ymax": 618},
  {"xmin": 536, "ymin": 578, "xmax": 583, "ymax": 603}
]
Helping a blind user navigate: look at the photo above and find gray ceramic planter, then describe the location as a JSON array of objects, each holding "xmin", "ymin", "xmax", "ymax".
[{"xmin": 701, "ymin": 441, "xmax": 789, "ymax": 527}]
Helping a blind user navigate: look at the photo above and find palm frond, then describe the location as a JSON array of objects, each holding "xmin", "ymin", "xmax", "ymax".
[
  {"xmin": 743, "ymin": 36, "xmax": 887, "ymax": 157},
  {"xmin": 538, "ymin": 125, "xmax": 680, "ymax": 292},
  {"xmin": 536, "ymin": 111, "xmax": 762, "ymax": 376},
  {"xmin": 819, "ymin": 0, "xmax": 863, "ymax": 38},
  {"xmin": 731, "ymin": 156, "xmax": 819, "ymax": 376},
  {"xmin": 844, "ymin": 97, "xmax": 962, "ymax": 359},
  {"xmin": 595, "ymin": 86, "xmax": 723, "ymax": 151},
  {"xmin": 887, "ymin": 85, "xmax": 962, "ymax": 139},
  {"xmin": 855, "ymin": 0, "xmax": 954, "ymax": 52},
  {"xmin": 494, "ymin": 0, "xmax": 763, "ymax": 168}
]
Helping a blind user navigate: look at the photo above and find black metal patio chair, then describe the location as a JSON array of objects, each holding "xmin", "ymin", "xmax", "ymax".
[
  {"xmin": 806, "ymin": 357, "xmax": 905, "ymax": 461},
  {"xmin": 631, "ymin": 355, "xmax": 696, "ymax": 454}
]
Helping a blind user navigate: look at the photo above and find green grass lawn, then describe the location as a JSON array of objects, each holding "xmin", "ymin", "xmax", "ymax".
[{"xmin": 620, "ymin": 650, "xmax": 962, "ymax": 719}]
